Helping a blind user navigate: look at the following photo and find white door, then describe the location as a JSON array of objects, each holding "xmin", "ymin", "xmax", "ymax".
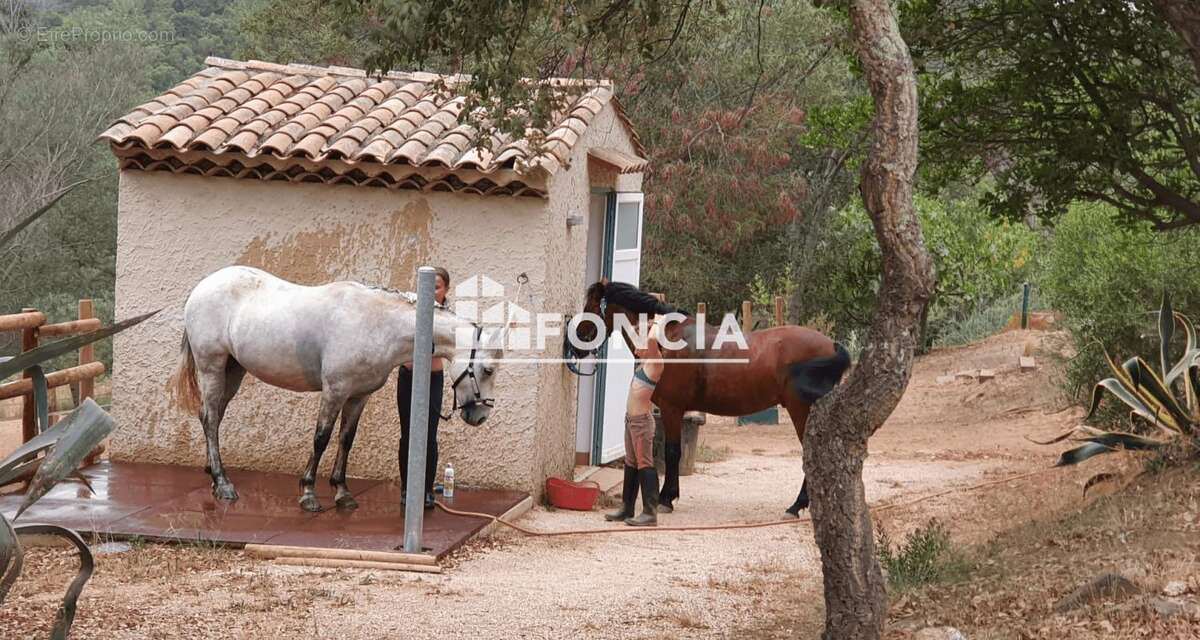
[{"xmin": 597, "ymin": 192, "xmax": 644, "ymax": 463}]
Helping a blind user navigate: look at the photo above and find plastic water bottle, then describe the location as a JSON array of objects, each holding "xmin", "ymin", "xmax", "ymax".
[{"xmin": 443, "ymin": 462, "xmax": 455, "ymax": 500}]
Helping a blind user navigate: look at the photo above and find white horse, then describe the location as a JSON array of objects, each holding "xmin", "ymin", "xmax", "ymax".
[{"xmin": 170, "ymin": 265, "xmax": 502, "ymax": 512}]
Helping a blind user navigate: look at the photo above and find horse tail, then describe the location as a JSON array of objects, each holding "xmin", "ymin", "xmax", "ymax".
[
  {"xmin": 170, "ymin": 329, "xmax": 202, "ymax": 416},
  {"xmin": 788, "ymin": 342, "xmax": 851, "ymax": 403}
]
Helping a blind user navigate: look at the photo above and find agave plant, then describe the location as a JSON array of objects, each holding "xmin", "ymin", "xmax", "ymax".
[
  {"xmin": 1037, "ymin": 292, "xmax": 1199, "ymax": 472},
  {"xmin": 0, "ymin": 187, "xmax": 155, "ymax": 639}
]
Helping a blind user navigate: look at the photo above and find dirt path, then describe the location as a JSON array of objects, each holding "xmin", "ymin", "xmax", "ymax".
[{"xmin": 1, "ymin": 329, "xmax": 1108, "ymax": 639}]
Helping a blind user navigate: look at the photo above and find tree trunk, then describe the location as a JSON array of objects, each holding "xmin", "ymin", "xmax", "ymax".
[
  {"xmin": 1153, "ymin": 0, "xmax": 1200, "ymax": 84},
  {"xmin": 802, "ymin": 0, "xmax": 935, "ymax": 638}
]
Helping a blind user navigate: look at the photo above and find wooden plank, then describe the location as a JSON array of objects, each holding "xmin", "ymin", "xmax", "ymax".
[
  {"xmin": 741, "ymin": 301, "xmax": 752, "ymax": 334},
  {"xmin": 78, "ymin": 299, "xmax": 95, "ymax": 401},
  {"xmin": 39, "ymin": 317, "xmax": 101, "ymax": 338},
  {"xmin": 774, "ymin": 296, "xmax": 785, "ymax": 327},
  {"xmin": 697, "ymin": 302, "xmax": 707, "ymax": 319},
  {"xmin": 0, "ymin": 311, "xmax": 45, "ymax": 332},
  {"xmin": 0, "ymin": 361, "xmax": 106, "ymax": 401},
  {"xmin": 271, "ymin": 557, "xmax": 442, "ymax": 573},
  {"xmin": 243, "ymin": 543, "xmax": 439, "ymax": 566},
  {"xmin": 21, "ymin": 308, "xmax": 38, "ymax": 442}
]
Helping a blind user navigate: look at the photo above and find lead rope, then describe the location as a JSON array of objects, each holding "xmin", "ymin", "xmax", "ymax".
[{"xmin": 432, "ymin": 467, "xmax": 1058, "ymax": 537}]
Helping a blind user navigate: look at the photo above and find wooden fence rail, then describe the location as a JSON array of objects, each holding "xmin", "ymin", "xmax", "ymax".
[
  {"xmin": 0, "ymin": 361, "xmax": 105, "ymax": 402},
  {"xmin": 692, "ymin": 298, "xmax": 788, "ymax": 329},
  {"xmin": 0, "ymin": 311, "xmax": 46, "ymax": 332},
  {"xmin": 1, "ymin": 299, "xmax": 103, "ymax": 443}
]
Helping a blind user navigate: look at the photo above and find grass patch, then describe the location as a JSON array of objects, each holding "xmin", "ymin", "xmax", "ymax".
[
  {"xmin": 877, "ymin": 518, "xmax": 970, "ymax": 591},
  {"xmin": 696, "ymin": 444, "xmax": 732, "ymax": 463}
]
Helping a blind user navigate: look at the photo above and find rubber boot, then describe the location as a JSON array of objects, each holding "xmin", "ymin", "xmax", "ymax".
[
  {"xmin": 625, "ymin": 467, "xmax": 659, "ymax": 527},
  {"xmin": 604, "ymin": 465, "xmax": 639, "ymax": 521}
]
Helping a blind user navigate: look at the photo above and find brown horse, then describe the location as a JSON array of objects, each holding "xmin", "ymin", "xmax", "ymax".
[{"xmin": 573, "ymin": 281, "xmax": 850, "ymax": 515}]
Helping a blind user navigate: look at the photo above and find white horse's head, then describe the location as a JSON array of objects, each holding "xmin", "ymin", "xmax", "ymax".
[{"xmin": 447, "ymin": 326, "xmax": 504, "ymax": 426}]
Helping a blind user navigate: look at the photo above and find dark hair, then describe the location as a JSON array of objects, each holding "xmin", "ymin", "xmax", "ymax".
[
  {"xmin": 593, "ymin": 281, "xmax": 688, "ymax": 316},
  {"xmin": 433, "ymin": 267, "xmax": 450, "ymax": 287}
]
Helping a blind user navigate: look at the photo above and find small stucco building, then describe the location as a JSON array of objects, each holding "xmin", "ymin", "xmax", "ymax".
[{"xmin": 101, "ymin": 57, "xmax": 648, "ymax": 497}]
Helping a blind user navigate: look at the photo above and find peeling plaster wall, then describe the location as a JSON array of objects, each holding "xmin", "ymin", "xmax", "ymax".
[
  {"xmin": 112, "ymin": 172, "xmax": 547, "ymax": 493},
  {"xmin": 110, "ymin": 102, "xmax": 644, "ymax": 500}
]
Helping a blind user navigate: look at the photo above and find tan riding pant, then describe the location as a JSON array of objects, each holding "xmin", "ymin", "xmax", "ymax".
[{"xmin": 624, "ymin": 412, "xmax": 655, "ymax": 469}]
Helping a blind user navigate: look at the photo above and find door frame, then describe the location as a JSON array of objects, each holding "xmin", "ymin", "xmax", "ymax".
[{"xmin": 589, "ymin": 190, "xmax": 617, "ymax": 464}]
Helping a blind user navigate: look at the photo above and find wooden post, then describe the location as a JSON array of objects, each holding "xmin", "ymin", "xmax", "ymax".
[
  {"xmin": 21, "ymin": 307, "xmax": 39, "ymax": 443},
  {"xmin": 774, "ymin": 296, "xmax": 785, "ymax": 327},
  {"xmin": 697, "ymin": 302, "xmax": 706, "ymax": 318},
  {"xmin": 48, "ymin": 386, "xmax": 59, "ymax": 426},
  {"xmin": 741, "ymin": 301, "xmax": 753, "ymax": 334},
  {"xmin": 78, "ymin": 299, "xmax": 95, "ymax": 402},
  {"xmin": 1020, "ymin": 283, "xmax": 1031, "ymax": 330}
]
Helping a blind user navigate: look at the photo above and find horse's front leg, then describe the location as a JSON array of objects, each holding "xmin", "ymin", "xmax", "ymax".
[
  {"xmin": 330, "ymin": 394, "xmax": 369, "ymax": 510},
  {"xmin": 658, "ymin": 405, "xmax": 684, "ymax": 513},
  {"xmin": 299, "ymin": 394, "xmax": 343, "ymax": 512}
]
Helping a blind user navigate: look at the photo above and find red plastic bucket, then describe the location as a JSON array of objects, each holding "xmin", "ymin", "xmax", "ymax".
[{"xmin": 545, "ymin": 477, "xmax": 601, "ymax": 511}]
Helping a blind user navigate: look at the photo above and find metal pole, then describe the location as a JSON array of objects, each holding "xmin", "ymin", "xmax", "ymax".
[
  {"xmin": 404, "ymin": 266, "xmax": 437, "ymax": 554},
  {"xmin": 1020, "ymin": 282, "xmax": 1031, "ymax": 330}
]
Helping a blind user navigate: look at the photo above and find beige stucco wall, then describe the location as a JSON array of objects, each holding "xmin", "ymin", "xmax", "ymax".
[
  {"xmin": 110, "ymin": 102, "xmax": 643, "ymax": 499},
  {"xmin": 112, "ymin": 170, "xmax": 551, "ymax": 494}
]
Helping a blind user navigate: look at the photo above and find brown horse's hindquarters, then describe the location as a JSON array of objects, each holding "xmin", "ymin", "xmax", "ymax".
[{"xmin": 787, "ymin": 343, "xmax": 851, "ymax": 403}]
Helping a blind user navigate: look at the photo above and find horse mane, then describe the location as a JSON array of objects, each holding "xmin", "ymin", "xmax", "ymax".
[{"xmin": 594, "ymin": 281, "xmax": 690, "ymax": 316}]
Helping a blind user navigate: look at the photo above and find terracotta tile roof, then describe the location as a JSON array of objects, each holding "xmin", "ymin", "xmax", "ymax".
[
  {"xmin": 587, "ymin": 147, "xmax": 648, "ymax": 174},
  {"xmin": 100, "ymin": 57, "xmax": 646, "ymax": 198}
]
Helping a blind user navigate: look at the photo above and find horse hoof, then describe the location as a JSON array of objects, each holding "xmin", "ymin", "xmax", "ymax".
[
  {"xmin": 213, "ymin": 484, "xmax": 239, "ymax": 502},
  {"xmin": 299, "ymin": 495, "xmax": 323, "ymax": 512},
  {"xmin": 783, "ymin": 509, "xmax": 801, "ymax": 519},
  {"xmin": 335, "ymin": 495, "xmax": 359, "ymax": 511},
  {"xmin": 658, "ymin": 504, "xmax": 674, "ymax": 514}
]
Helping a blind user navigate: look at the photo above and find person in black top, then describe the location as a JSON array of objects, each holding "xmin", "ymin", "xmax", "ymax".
[{"xmin": 398, "ymin": 266, "xmax": 450, "ymax": 509}]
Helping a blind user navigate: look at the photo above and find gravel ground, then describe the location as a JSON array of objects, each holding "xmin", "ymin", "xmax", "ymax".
[{"xmin": 1, "ymin": 329, "xmax": 1092, "ymax": 639}]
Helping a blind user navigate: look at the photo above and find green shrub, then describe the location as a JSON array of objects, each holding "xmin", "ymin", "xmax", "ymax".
[
  {"xmin": 933, "ymin": 287, "xmax": 1049, "ymax": 348},
  {"xmin": 877, "ymin": 518, "xmax": 969, "ymax": 591},
  {"xmin": 920, "ymin": 195, "xmax": 1040, "ymax": 347},
  {"xmin": 801, "ymin": 192, "xmax": 1039, "ymax": 349},
  {"xmin": 1038, "ymin": 203, "xmax": 1200, "ymax": 407}
]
